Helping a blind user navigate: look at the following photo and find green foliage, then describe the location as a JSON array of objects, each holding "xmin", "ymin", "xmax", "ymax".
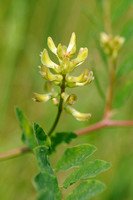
[
  {"xmin": 34, "ymin": 123, "xmax": 50, "ymax": 147},
  {"xmin": 34, "ymin": 146, "xmax": 61, "ymax": 200},
  {"xmin": 54, "ymin": 144, "xmax": 110, "ymax": 199},
  {"xmin": 121, "ymin": 19, "xmax": 133, "ymax": 43},
  {"xmin": 93, "ymin": 34, "xmax": 108, "ymax": 69},
  {"xmin": 63, "ymin": 160, "xmax": 111, "ymax": 188},
  {"xmin": 16, "ymin": 107, "xmax": 36, "ymax": 150},
  {"xmin": 32, "ymin": 125, "xmax": 109, "ymax": 200},
  {"xmin": 55, "ymin": 144, "xmax": 96, "ymax": 171},
  {"xmin": 96, "ymin": 0, "xmax": 103, "ymax": 12},
  {"xmin": 34, "ymin": 146, "xmax": 54, "ymax": 174},
  {"xmin": 34, "ymin": 173, "xmax": 61, "ymax": 200},
  {"xmin": 51, "ymin": 132, "xmax": 77, "ymax": 152},
  {"xmin": 116, "ymin": 52, "xmax": 133, "ymax": 77},
  {"xmin": 67, "ymin": 180, "xmax": 106, "ymax": 200},
  {"xmin": 114, "ymin": 80, "xmax": 133, "ymax": 108},
  {"xmin": 81, "ymin": 6, "xmax": 103, "ymax": 31},
  {"xmin": 92, "ymin": 66, "xmax": 106, "ymax": 100},
  {"xmin": 111, "ymin": 0, "xmax": 133, "ymax": 22}
]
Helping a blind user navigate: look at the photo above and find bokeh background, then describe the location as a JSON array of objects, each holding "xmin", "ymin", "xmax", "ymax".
[{"xmin": 0, "ymin": 0, "xmax": 133, "ymax": 199}]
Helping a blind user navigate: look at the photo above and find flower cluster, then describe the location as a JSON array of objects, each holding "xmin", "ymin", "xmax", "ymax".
[
  {"xmin": 33, "ymin": 33, "xmax": 94, "ymax": 121},
  {"xmin": 100, "ymin": 32, "xmax": 125, "ymax": 59}
]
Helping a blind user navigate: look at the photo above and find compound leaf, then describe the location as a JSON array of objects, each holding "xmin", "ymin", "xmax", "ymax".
[
  {"xmin": 51, "ymin": 132, "xmax": 77, "ymax": 152},
  {"xmin": 67, "ymin": 179, "xmax": 106, "ymax": 200},
  {"xmin": 63, "ymin": 160, "xmax": 111, "ymax": 188},
  {"xmin": 55, "ymin": 144, "xmax": 96, "ymax": 172}
]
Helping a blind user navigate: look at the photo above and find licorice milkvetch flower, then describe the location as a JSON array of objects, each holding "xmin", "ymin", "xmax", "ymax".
[
  {"xmin": 100, "ymin": 32, "xmax": 125, "ymax": 60},
  {"xmin": 33, "ymin": 32, "xmax": 94, "ymax": 121}
]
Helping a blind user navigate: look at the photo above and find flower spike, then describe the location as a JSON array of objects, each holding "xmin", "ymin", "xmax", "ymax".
[
  {"xmin": 34, "ymin": 32, "xmax": 94, "ymax": 121},
  {"xmin": 100, "ymin": 32, "xmax": 125, "ymax": 59}
]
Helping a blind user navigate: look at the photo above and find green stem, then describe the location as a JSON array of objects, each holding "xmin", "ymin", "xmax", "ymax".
[{"xmin": 48, "ymin": 75, "xmax": 66, "ymax": 137}]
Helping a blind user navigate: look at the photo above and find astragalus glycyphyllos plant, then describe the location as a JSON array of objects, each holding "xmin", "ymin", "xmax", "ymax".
[{"xmin": 0, "ymin": 33, "xmax": 111, "ymax": 200}]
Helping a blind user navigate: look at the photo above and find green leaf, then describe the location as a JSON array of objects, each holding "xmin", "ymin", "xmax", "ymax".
[
  {"xmin": 34, "ymin": 146, "xmax": 54, "ymax": 175},
  {"xmin": 67, "ymin": 180, "xmax": 106, "ymax": 200},
  {"xmin": 96, "ymin": 0, "xmax": 103, "ymax": 12},
  {"xmin": 63, "ymin": 160, "xmax": 111, "ymax": 188},
  {"xmin": 114, "ymin": 80, "xmax": 133, "ymax": 108},
  {"xmin": 92, "ymin": 66, "xmax": 105, "ymax": 100},
  {"xmin": 51, "ymin": 132, "xmax": 77, "ymax": 152},
  {"xmin": 81, "ymin": 6, "xmax": 103, "ymax": 31},
  {"xmin": 16, "ymin": 107, "xmax": 36, "ymax": 149},
  {"xmin": 93, "ymin": 33, "xmax": 108, "ymax": 69},
  {"xmin": 34, "ymin": 123, "xmax": 50, "ymax": 147},
  {"xmin": 121, "ymin": 19, "xmax": 133, "ymax": 43},
  {"xmin": 55, "ymin": 144, "xmax": 96, "ymax": 172},
  {"xmin": 111, "ymin": 0, "xmax": 133, "ymax": 22},
  {"xmin": 34, "ymin": 172, "xmax": 61, "ymax": 200},
  {"xmin": 116, "ymin": 52, "xmax": 133, "ymax": 77}
]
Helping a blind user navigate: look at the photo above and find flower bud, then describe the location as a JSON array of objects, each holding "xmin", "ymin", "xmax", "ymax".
[
  {"xmin": 44, "ymin": 81, "xmax": 53, "ymax": 93},
  {"xmin": 100, "ymin": 32, "xmax": 125, "ymax": 59},
  {"xmin": 66, "ymin": 32, "xmax": 76, "ymax": 57},
  {"xmin": 41, "ymin": 49, "xmax": 61, "ymax": 73},
  {"xmin": 47, "ymin": 37, "xmax": 57, "ymax": 55},
  {"xmin": 65, "ymin": 105, "xmax": 91, "ymax": 121},
  {"xmin": 75, "ymin": 71, "xmax": 94, "ymax": 87},
  {"xmin": 33, "ymin": 93, "xmax": 51, "ymax": 102},
  {"xmin": 66, "ymin": 70, "xmax": 94, "ymax": 88},
  {"xmin": 57, "ymin": 44, "xmax": 67, "ymax": 60},
  {"xmin": 33, "ymin": 90, "xmax": 58, "ymax": 103},
  {"xmin": 66, "ymin": 69, "xmax": 89, "ymax": 83},
  {"xmin": 60, "ymin": 58, "xmax": 70, "ymax": 74},
  {"xmin": 69, "ymin": 48, "xmax": 88, "ymax": 72},
  {"xmin": 52, "ymin": 97, "xmax": 59, "ymax": 105},
  {"xmin": 40, "ymin": 65, "xmax": 63, "ymax": 85},
  {"xmin": 66, "ymin": 94, "xmax": 77, "ymax": 105},
  {"xmin": 61, "ymin": 93, "xmax": 77, "ymax": 105},
  {"xmin": 100, "ymin": 32, "xmax": 110, "ymax": 44},
  {"xmin": 74, "ymin": 47, "xmax": 88, "ymax": 65},
  {"xmin": 61, "ymin": 92, "xmax": 69, "ymax": 102}
]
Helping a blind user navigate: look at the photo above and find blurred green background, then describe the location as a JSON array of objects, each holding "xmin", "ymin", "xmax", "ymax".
[{"xmin": 0, "ymin": 0, "xmax": 133, "ymax": 199}]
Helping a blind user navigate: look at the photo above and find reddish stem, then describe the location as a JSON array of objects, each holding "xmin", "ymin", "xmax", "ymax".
[{"xmin": 76, "ymin": 120, "xmax": 133, "ymax": 136}]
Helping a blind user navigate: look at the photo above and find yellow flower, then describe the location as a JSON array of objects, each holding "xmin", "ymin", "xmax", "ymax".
[{"xmin": 33, "ymin": 32, "xmax": 94, "ymax": 121}]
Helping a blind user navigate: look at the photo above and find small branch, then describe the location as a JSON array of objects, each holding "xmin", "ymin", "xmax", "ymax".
[
  {"xmin": 104, "ymin": 58, "xmax": 116, "ymax": 119},
  {"xmin": 0, "ymin": 146, "xmax": 30, "ymax": 162},
  {"xmin": 76, "ymin": 120, "xmax": 107, "ymax": 135},
  {"xmin": 1, "ymin": 119, "xmax": 133, "ymax": 161},
  {"xmin": 108, "ymin": 120, "xmax": 133, "ymax": 127},
  {"xmin": 76, "ymin": 119, "xmax": 133, "ymax": 136}
]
